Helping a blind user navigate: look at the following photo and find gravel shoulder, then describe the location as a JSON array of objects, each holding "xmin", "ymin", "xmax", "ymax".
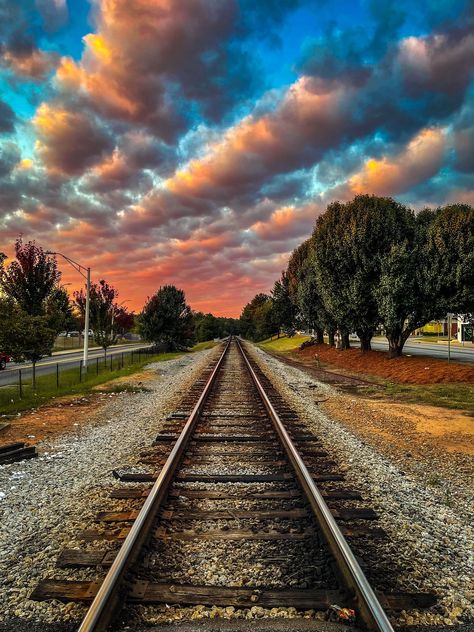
[
  {"xmin": 248, "ymin": 343, "xmax": 474, "ymax": 628},
  {"xmin": 0, "ymin": 347, "xmax": 219, "ymax": 625}
]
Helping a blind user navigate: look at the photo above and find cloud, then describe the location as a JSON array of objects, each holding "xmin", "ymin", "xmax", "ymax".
[
  {"xmin": 1, "ymin": 36, "xmax": 58, "ymax": 79},
  {"xmin": 349, "ymin": 127, "xmax": 447, "ymax": 196},
  {"xmin": 0, "ymin": 100, "xmax": 16, "ymax": 133},
  {"xmin": 33, "ymin": 103, "xmax": 112, "ymax": 174}
]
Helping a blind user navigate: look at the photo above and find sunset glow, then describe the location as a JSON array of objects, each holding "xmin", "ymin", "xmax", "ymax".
[{"xmin": 1, "ymin": 1, "xmax": 473, "ymax": 315}]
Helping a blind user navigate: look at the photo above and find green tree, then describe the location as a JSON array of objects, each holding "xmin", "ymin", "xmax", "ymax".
[
  {"xmin": 271, "ymin": 271, "xmax": 296, "ymax": 336},
  {"xmin": 313, "ymin": 195, "xmax": 413, "ymax": 351},
  {"xmin": 139, "ymin": 285, "xmax": 194, "ymax": 351},
  {"xmin": 240, "ymin": 293, "xmax": 277, "ymax": 341},
  {"xmin": 46, "ymin": 286, "xmax": 77, "ymax": 334},
  {"xmin": 75, "ymin": 280, "xmax": 120, "ymax": 356},
  {"xmin": 195, "ymin": 313, "xmax": 220, "ymax": 342},
  {"xmin": 0, "ymin": 299, "xmax": 55, "ymax": 388},
  {"xmin": 0, "ymin": 239, "xmax": 60, "ymax": 316},
  {"xmin": 376, "ymin": 205, "xmax": 474, "ymax": 357}
]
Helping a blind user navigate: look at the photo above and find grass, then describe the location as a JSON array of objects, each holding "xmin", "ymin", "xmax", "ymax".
[
  {"xmin": 0, "ymin": 339, "xmax": 220, "ymax": 416},
  {"xmin": 382, "ymin": 382, "xmax": 474, "ymax": 415},
  {"xmin": 0, "ymin": 351, "xmax": 182, "ymax": 416},
  {"xmin": 191, "ymin": 340, "xmax": 219, "ymax": 351},
  {"xmin": 258, "ymin": 334, "xmax": 311, "ymax": 352}
]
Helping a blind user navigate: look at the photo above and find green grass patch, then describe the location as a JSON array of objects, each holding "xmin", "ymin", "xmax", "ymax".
[
  {"xmin": 190, "ymin": 340, "xmax": 219, "ymax": 351},
  {"xmin": 382, "ymin": 382, "xmax": 474, "ymax": 415},
  {"xmin": 258, "ymin": 334, "xmax": 311, "ymax": 352},
  {"xmin": 0, "ymin": 351, "xmax": 181, "ymax": 416}
]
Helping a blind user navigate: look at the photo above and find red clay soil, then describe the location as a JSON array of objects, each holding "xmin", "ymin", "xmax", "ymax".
[{"xmin": 295, "ymin": 344, "xmax": 474, "ymax": 384}]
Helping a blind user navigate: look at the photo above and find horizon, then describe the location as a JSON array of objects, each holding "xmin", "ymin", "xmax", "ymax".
[{"xmin": 1, "ymin": 1, "xmax": 473, "ymax": 317}]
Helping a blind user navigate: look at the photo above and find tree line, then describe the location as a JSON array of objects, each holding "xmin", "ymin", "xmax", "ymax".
[
  {"xmin": 240, "ymin": 195, "xmax": 474, "ymax": 357},
  {"xmin": 0, "ymin": 240, "xmax": 240, "ymax": 383}
]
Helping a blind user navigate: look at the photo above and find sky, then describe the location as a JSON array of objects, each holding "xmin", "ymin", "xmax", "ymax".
[{"xmin": 0, "ymin": 0, "xmax": 473, "ymax": 317}]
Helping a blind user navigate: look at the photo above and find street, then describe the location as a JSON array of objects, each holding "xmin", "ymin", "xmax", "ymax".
[
  {"xmin": 0, "ymin": 343, "xmax": 149, "ymax": 387},
  {"xmin": 368, "ymin": 338, "xmax": 474, "ymax": 364}
]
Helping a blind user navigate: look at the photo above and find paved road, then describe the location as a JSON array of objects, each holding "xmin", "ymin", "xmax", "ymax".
[
  {"xmin": 366, "ymin": 338, "xmax": 474, "ymax": 364},
  {"xmin": 0, "ymin": 343, "xmax": 149, "ymax": 387}
]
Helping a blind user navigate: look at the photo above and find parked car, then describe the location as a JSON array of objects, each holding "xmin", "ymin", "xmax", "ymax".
[{"xmin": 0, "ymin": 352, "xmax": 11, "ymax": 370}]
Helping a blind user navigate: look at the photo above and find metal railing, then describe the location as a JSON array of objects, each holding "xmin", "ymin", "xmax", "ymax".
[{"xmin": 0, "ymin": 347, "xmax": 154, "ymax": 408}]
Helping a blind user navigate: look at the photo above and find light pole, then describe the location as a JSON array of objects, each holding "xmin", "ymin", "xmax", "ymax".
[
  {"xmin": 447, "ymin": 312, "xmax": 452, "ymax": 363},
  {"xmin": 46, "ymin": 251, "xmax": 91, "ymax": 369}
]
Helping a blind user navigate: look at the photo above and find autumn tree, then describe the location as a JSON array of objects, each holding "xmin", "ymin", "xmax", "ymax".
[
  {"xmin": 139, "ymin": 285, "xmax": 194, "ymax": 351},
  {"xmin": 0, "ymin": 239, "xmax": 60, "ymax": 316}
]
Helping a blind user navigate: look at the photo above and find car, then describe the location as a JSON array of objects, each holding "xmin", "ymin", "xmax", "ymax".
[{"xmin": 0, "ymin": 352, "xmax": 11, "ymax": 370}]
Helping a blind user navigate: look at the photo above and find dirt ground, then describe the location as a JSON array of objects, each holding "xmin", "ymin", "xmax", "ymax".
[
  {"xmin": 323, "ymin": 395, "xmax": 474, "ymax": 457},
  {"xmin": 296, "ymin": 344, "xmax": 474, "ymax": 384},
  {"xmin": 0, "ymin": 370, "xmax": 155, "ymax": 450}
]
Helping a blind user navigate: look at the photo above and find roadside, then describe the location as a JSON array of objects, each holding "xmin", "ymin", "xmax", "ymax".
[
  {"xmin": 259, "ymin": 336, "xmax": 474, "ymax": 415},
  {"xmin": 0, "ymin": 342, "xmax": 218, "ymax": 441},
  {"xmin": 0, "ymin": 344, "xmax": 221, "ymax": 625}
]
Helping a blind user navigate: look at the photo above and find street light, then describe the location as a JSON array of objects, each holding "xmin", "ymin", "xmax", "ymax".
[{"xmin": 46, "ymin": 251, "xmax": 91, "ymax": 369}]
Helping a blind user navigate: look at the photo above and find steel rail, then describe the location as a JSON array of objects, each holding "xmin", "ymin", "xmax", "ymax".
[
  {"xmin": 236, "ymin": 338, "xmax": 395, "ymax": 632},
  {"xmin": 78, "ymin": 337, "xmax": 232, "ymax": 632}
]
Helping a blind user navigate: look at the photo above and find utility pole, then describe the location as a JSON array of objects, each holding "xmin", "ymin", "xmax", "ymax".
[
  {"xmin": 84, "ymin": 267, "xmax": 91, "ymax": 368},
  {"xmin": 46, "ymin": 251, "xmax": 91, "ymax": 369},
  {"xmin": 447, "ymin": 312, "xmax": 452, "ymax": 363}
]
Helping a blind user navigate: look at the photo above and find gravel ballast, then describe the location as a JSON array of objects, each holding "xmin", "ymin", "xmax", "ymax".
[
  {"xmin": 248, "ymin": 343, "xmax": 474, "ymax": 627},
  {"xmin": 0, "ymin": 347, "xmax": 218, "ymax": 624}
]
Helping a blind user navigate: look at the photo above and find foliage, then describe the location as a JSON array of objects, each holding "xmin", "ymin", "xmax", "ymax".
[
  {"xmin": 271, "ymin": 271, "xmax": 296, "ymax": 334},
  {"xmin": 312, "ymin": 195, "xmax": 413, "ymax": 351},
  {"xmin": 46, "ymin": 286, "xmax": 78, "ymax": 334},
  {"xmin": 139, "ymin": 285, "xmax": 194, "ymax": 351},
  {"xmin": 193, "ymin": 312, "xmax": 240, "ymax": 341},
  {"xmin": 74, "ymin": 279, "xmax": 120, "ymax": 353},
  {"xmin": 0, "ymin": 239, "xmax": 61, "ymax": 316},
  {"xmin": 240, "ymin": 293, "xmax": 277, "ymax": 341},
  {"xmin": 376, "ymin": 205, "xmax": 474, "ymax": 356},
  {"xmin": 266, "ymin": 195, "xmax": 474, "ymax": 358}
]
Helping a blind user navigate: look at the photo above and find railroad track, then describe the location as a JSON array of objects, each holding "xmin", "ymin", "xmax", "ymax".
[{"xmin": 31, "ymin": 338, "xmax": 434, "ymax": 631}]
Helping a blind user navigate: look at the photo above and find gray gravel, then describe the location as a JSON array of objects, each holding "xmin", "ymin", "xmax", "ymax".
[
  {"xmin": 248, "ymin": 343, "xmax": 474, "ymax": 627},
  {"xmin": 0, "ymin": 347, "xmax": 217, "ymax": 625}
]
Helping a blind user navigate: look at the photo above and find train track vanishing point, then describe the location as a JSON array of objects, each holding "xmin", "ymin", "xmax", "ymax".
[{"xmin": 31, "ymin": 337, "xmax": 435, "ymax": 631}]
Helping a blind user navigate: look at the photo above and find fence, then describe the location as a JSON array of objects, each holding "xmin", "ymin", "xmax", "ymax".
[{"xmin": 0, "ymin": 346, "xmax": 154, "ymax": 407}]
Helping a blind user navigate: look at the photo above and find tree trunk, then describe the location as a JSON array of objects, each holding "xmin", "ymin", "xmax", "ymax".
[
  {"xmin": 340, "ymin": 332, "xmax": 351, "ymax": 350},
  {"xmin": 32, "ymin": 361, "xmax": 36, "ymax": 390},
  {"xmin": 386, "ymin": 331, "xmax": 409, "ymax": 358},
  {"xmin": 328, "ymin": 330, "xmax": 336, "ymax": 346},
  {"xmin": 315, "ymin": 328, "xmax": 324, "ymax": 344},
  {"xmin": 358, "ymin": 331, "xmax": 373, "ymax": 352}
]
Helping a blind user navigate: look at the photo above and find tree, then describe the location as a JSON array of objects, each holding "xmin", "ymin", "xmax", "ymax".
[
  {"xmin": 75, "ymin": 280, "xmax": 120, "ymax": 356},
  {"xmin": 46, "ymin": 286, "xmax": 77, "ymax": 334},
  {"xmin": 313, "ymin": 195, "xmax": 414, "ymax": 351},
  {"xmin": 240, "ymin": 293, "xmax": 277, "ymax": 341},
  {"xmin": 0, "ymin": 298, "xmax": 55, "ymax": 388},
  {"xmin": 272, "ymin": 271, "xmax": 296, "ymax": 336},
  {"xmin": 114, "ymin": 306, "xmax": 135, "ymax": 336},
  {"xmin": 195, "ymin": 313, "xmax": 220, "ymax": 342},
  {"xmin": 0, "ymin": 239, "xmax": 60, "ymax": 316},
  {"xmin": 139, "ymin": 285, "xmax": 194, "ymax": 351},
  {"xmin": 376, "ymin": 205, "xmax": 474, "ymax": 357}
]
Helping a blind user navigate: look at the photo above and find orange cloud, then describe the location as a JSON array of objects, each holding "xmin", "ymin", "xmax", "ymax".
[{"xmin": 349, "ymin": 127, "xmax": 447, "ymax": 196}]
